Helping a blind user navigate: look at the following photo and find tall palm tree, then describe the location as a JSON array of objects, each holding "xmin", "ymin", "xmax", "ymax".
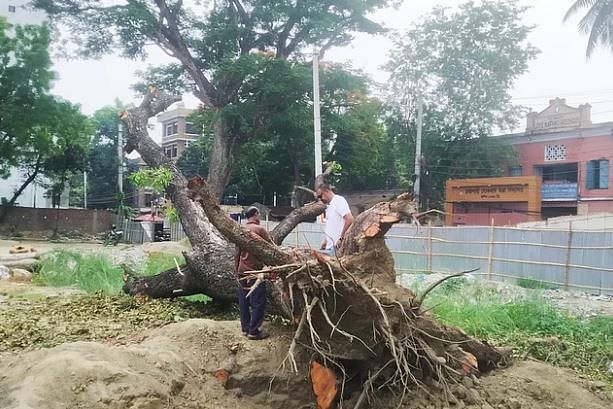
[{"xmin": 564, "ymin": 0, "xmax": 613, "ymax": 58}]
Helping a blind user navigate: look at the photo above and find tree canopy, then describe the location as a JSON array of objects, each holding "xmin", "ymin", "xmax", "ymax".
[
  {"xmin": 35, "ymin": 0, "xmax": 393, "ymax": 197},
  {"xmin": 0, "ymin": 17, "xmax": 91, "ymax": 220},
  {"xmin": 385, "ymin": 0, "xmax": 538, "ymax": 208}
]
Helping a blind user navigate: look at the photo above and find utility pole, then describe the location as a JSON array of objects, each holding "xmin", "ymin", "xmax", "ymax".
[
  {"xmin": 312, "ymin": 48, "xmax": 323, "ymax": 178},
  {"xmin": 117, "ymin": 122, "xmax": 124, "ymax": 194},
  {"xmin": 83, "ymin": 171, "xmax": 87, "ymax": 208},
  {"xmin": 414, "ymin": 93, "xmax": 423, "ymax": 209}
]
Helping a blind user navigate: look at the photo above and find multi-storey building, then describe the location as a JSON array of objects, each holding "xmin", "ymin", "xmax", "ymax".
[
  {"xmin": 445, "ymin": 98, "xmax": 613, "ymax": 226},
  {"xmin": 157, "ymin": 105, "xmax": 199, "ymax": 161},
  {"xmin": 1, "ymin": 1, "xmax": 46, "ymax": 25},
  {"xmin": 497, "ymin": 98, "xmax": 613, "ymax": 218}
]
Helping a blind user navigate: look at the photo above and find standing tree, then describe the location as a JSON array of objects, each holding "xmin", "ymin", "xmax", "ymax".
[
  {"xmin": 86, "ymin": 105, "xmax": 123, "ymax": 209},
  {"xmin": 35, "ymin": 0, "xmax": 391, "ymax": 199},
  {"xmin": 0, "ymin": 18, "xmax": 91, "ymax": 222},
  {"xmin": 564, "ymin": 0, "xmax": 613, "ymax": 58},
  {"xmin": 385, "ymin": 0, "xmax": 539, "ymax": 208}
]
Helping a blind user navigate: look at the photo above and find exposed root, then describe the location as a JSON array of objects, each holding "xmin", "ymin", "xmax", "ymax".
[
  {"xmin": 416, "ymin": 268, "xmax": 479, "ymax": 306},
  {"xmin": 243, "ymin": 260, "xmax": 506, "ymax": 407}
]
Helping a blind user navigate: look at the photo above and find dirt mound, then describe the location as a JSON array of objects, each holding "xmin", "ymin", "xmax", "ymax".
[{"xmin": 0, "ymin": 319, "xmax": 611, "ymax": 409}]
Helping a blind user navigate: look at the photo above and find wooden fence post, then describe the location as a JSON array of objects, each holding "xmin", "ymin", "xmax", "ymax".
[
  {"xmin": 486, "ymin": 219, "xmax": 494, "ymax": 280},
  {"xmin": 564, "ymin": 222, "xmax": 573, "ymax": 291},
  {"xmin": 428, "ymin": 225, "xmax": 433, "ymax": 273}
]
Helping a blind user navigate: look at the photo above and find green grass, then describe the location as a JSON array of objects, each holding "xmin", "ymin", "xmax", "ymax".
[
  {"xmin": 142, "ymin": 251, "xmax": 185, "ymax": 276},
  {"xmin": 33, "ymin": 250, "xmax": 210, "ymax": 303},
  {"xmin": 516, "ymin": 277, "xmax": 559, "ymax": 290},
  {"xmin": 33, "ymin": 250, "xmax": 125, "ymax": 294},
  {"xmin": 424, "ymin": 280, "xmax": 613, "ymax": 381}
]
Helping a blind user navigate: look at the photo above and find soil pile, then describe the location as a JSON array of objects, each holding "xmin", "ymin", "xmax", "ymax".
[{"xmin": 1, "ymin": 319, "xmax": 611, "ymax": 409}]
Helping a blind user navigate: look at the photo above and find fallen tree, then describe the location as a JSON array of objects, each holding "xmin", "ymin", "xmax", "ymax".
[{"xmin": 119, "ymin": 88, "xmax": 509, "ymax": 408}]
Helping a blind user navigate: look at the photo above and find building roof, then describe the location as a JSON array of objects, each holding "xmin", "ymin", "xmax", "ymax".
[
  {"xmin": 157, "ymin": 106, "xmax": 195, "ymax": 123},
  {"xmin": 133, "ymin": 214, "xmax": 164, "ymax": 222},
  {"xmin": 494, "ymin": 121, "xmax": 613, "ymax": 145}
]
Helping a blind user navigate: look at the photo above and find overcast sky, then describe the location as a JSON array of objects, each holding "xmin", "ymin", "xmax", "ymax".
[{"xmin": 50, "ymin": 0, "xmax": 613, "ymax": 135}]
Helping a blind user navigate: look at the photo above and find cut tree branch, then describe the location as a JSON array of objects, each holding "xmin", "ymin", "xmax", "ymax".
[
  {"xmin": 187, "ymin": 176, "xmax": 294, "ymax": 266},
  {"xmin": 270, "ymin": 201, "xmax": 326, "ymax": 245}
]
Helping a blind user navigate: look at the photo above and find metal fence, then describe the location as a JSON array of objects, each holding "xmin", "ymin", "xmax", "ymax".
[
  {"xmin": 114, "ymin": 216, "xmax": 148, "ymax": 245},
  {"xmin": 166, "ymin": 220, "xmax": 613, "ymax": 295}
]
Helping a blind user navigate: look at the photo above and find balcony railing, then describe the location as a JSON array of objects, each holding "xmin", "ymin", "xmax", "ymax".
[{"xmin": 541, "ymin": 182, "xmax": 578, "ymax": 201}]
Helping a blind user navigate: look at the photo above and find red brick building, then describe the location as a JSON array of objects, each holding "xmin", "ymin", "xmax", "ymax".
[{"xmin": 496, "ymin": 98, "xmax": 613, "ymax": 218}]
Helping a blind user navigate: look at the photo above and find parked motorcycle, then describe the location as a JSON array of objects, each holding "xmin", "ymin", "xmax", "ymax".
[
  {"xmin": 153, "ymin": 229, "xmax": 171, "ymax": 242},
  {"xmin": 103, "ymin": 225, "xmax": 123, "ymax": 246}
]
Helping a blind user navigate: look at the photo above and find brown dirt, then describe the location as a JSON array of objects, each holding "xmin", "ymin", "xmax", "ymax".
[{"xmin": 1, "ymin": 318, "xmax": 611, "ymax": 409}]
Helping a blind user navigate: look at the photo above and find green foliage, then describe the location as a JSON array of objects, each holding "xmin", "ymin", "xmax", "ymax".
[
  {"xmin": 34, "ymin": 0, "xmax": 393, "ymax": 196},
  {"xmin": 87, "ymin": 104, "xmax": 126, "ymax": 209},
  {"xmin": 128, "ymin": 167, "xmax": 173, "ymax": 192},
  {"xmin": 164, "ymin": 204, "xmax": 180, "ymax": 224},
  {"xmin": 564, "ymin": 0, "xmax": 613, "ymax": 57},
  {"xmin": 385, "ymin": 0, "xmax": 538, "ymax": 207},
  {"xmin": 34, "ymin": 250, "xmax": 125, "ymax": 294},
  {"xmin": 115, "ymin": 192, "xmax": 136, "ymax": 219},
  {"xmin": 0, "ymin": 17, "xmax": 92, "ymax": 214},
  {"xmin": 388, "ymin": 0, "xmax": 539, "ymax": 134},
  {"xmin": 425, "ymin": 281, "xmax": 613, "ymax": 381}
]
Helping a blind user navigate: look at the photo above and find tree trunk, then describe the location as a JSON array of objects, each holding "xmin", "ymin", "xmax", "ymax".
[
  {"xmin": 0, "ymin": 161, "xmax": 40, "ymax": 223},
  {"xmin": 206, "ymin": 112, "xmax": 237, "ymax": 200}
]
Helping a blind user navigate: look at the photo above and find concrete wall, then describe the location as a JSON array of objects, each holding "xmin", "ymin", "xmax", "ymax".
[{"xmin": 0, "ymin": 207, "xmax": 114, "ymax": 233}]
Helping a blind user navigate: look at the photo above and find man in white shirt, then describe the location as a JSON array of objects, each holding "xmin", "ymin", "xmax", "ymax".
[{"xmin": 316, "ymin": 183, "xmax": 354, "ymax": 255}]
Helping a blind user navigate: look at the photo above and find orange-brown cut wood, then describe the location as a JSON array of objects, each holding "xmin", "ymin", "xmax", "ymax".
[{"xmin": 310, "ymin": 359, "xmax": 339, "ymax": 409}]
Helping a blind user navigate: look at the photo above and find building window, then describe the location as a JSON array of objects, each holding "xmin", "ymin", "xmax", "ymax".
[
  {"xmin": 544, "ymin": 144, "xmax": 567, "ymax": 161},
  {"xmin": 586, "ymin": 159, "xmax": 609, "ymax": 189},
  {"xmin": 509, "ymin": 166, "xmax": 522, "ymax": 176},
  {"xmin": 165, "ymin": 121, "xmax": 178, "ymax": 136},
  {"xmin": 185, "ymin": 122, "xmax": 197, "ymax": 135},
  {"xmin": 8, "ymin": 5, "xmax": 16, "ymax": 12},
  {"xmin": 165, "ymin": 145, "xmax": 177, "ymax": 158}
]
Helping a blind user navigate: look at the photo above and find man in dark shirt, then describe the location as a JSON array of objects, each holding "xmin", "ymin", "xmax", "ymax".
[{"xmin": 236, "ymin": 206, "xmax": 272, "ymax": 340}]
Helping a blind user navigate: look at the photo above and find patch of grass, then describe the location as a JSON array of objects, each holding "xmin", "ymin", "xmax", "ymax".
[
  {"xmin": 181, "ymin": 294, "xmax": 211, "ymax": 303},
  {"xmin": 425, "ymin": 286, "xmax": 613, "ymax": 381},
  {"xmin": 516, "ymin": 277, "xmax": 558, "ymax": 290},
  {"xmin": 34, "ymin": 250, "xmax": 124, "ymax": 294},
  {"xmin": 34, "ymin": 250, "xmax": 212, "ymax": 304},
  {"xmin": 142, "ymin": 251, "xmax": 185, "ymax": 276}
]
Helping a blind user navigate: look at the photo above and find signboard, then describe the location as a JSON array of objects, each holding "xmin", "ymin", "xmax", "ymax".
[
  {"xmin": 445, "ymin": 176, "xmax": 542, "ymax": 225},
  {"xmin": 451, "ymin": 183, "xmax": 529, "ymax": 202},
  {"xmin": 541, "ymin": 183, "xmax": 578, "ymax": 201},
  {"xmin": 534, "ymin": 112, "xmax": 581, "ymax": 131}
]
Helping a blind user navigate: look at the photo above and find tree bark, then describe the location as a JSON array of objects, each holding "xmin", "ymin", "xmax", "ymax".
[{"xmin": 206, "ymin": 111, "xmax": 237, "ymax": 200}]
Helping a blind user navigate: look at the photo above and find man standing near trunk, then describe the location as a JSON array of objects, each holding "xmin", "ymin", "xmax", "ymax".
[
  {"xmin": 236, "ymin": 206, "xmax": 272, "ymax": 340},
  {"xmin": 316, "ymin": 183, "xmax": 354, "ymax": 256}
]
